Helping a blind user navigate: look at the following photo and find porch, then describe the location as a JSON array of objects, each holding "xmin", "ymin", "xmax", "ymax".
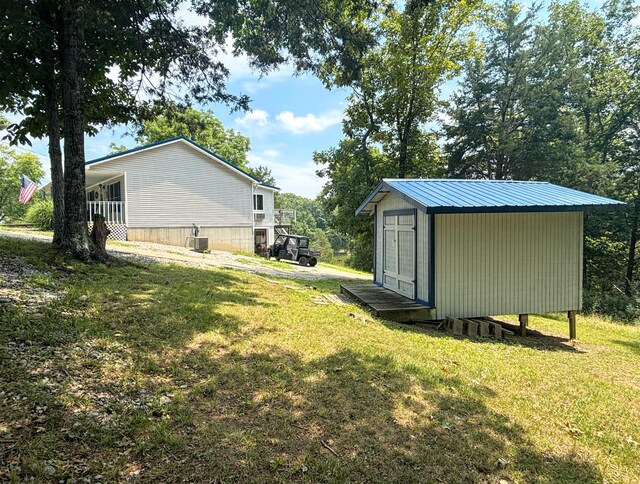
[
  {"xmin": 340, "ymin": 283, "xmax": 436, "ymax": 322},
  {"xmin": 85, "ymin": 170, "xmax": 127, "ymax": 240}
]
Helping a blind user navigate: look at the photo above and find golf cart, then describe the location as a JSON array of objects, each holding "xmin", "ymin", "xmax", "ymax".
[{"xmin": 267, "ymin": 234, "xmax": 320, "ymax": 267}]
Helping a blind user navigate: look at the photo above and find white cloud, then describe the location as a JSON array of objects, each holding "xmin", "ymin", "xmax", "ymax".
[
  {"xmin": 236, "ymin": 109, "xmax": 270, "ymax": 127},
  {"xmin": 177, "ymin": 2, "xmax": 209, "ymax": 28},
  {"xmin": 247, "ymin": 150, "xmax": 324, "ymax": 198},
  {"xmin": 275, "ymin": 110, "xmax": 343, "ymax": 135}
]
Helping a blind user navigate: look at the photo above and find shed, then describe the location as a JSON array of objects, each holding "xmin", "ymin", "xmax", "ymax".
[{"xmin": 353, "ymin": 179, "xmax": 624, "ymax": 336}]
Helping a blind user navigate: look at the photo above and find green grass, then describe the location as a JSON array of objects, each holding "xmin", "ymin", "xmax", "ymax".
[
  {"xmin": 236, "ymin": 256, "xmax": 293, "ymax": 270},
  {"xmin": 318, "ymin": 261, "xmax": 371, "ymax": 276},
  {"xmin": 0, "ymin": 237, "xmax": 638, "ymax": 483}
]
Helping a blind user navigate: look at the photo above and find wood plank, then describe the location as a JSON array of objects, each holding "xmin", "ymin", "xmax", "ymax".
[
  {"xmin": 568, "ymin": 310, "xmax": 577, "ymax": 340},
  {"xmin": 518, "ymin": 314, "xmax": 528, "ymax": 337},
  {"xmin": 340, "ymin": 284, "xmax": 435, "ymax": 322}
]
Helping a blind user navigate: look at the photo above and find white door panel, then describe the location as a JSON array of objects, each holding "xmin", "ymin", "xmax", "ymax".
[{"xmin": 383, "ymin": 211, "xmax": 415, "ymax": 299}]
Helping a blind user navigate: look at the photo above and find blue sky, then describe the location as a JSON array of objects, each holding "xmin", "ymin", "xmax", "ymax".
[{"xmin": 2, "ymin": 0, "xmax": 617, "ymax": 198}]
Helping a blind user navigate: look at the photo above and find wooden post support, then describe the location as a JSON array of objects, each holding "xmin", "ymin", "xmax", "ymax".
[
  {"xmin": 518, "ymin": 314, "xmax": 528, "ymax": 337},
  {"xmin": 568, "ymin": 311, "xmax": 577, "ymax": 340}
]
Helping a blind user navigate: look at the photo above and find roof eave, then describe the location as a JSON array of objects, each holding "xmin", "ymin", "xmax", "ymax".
[
  {"xmin": 85, "ymin": 136, "xmax": 262, "ymax": 185},
  {"xmin": 356, "ymin": 179, "xmax": 626, "ymax": 216}
]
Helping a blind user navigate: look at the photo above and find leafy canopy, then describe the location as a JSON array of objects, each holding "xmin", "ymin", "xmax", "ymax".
[{"xmin": 0, "ymin": 145, "xmax": 44, "ymax": 222}]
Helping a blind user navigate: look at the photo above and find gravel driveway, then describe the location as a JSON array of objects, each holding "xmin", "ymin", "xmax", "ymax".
[{"xmin": 0, "ymin": 229, "xmax": 370, "ymax": 281}]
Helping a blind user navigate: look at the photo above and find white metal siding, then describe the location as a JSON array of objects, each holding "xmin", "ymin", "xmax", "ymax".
[
  {"xmin": 87, "ymin": 142, "xmax": 253, "ymax": 228},
  {"xmin": 434, "ymin": 212, "xmax": 583, "ymax": 318},
  {"xmin": 253, "ymin": 186, "xmax": 276, "ymax": 245},
  {"xmin": 374, "ymin": 193, "xmax": 431, "ymax": 303}
]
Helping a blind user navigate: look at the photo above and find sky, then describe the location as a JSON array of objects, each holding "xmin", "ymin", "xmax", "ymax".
[{"xmin": 2, "ymin": 0, "xmax": 619, "ymax": 198}]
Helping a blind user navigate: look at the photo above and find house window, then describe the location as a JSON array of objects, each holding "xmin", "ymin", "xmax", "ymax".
[
  {"xmin": 106, "ymin": 181, "xmax": 121, "ymax": 201},
  {"xmin": 253, "ymin": 194, "xmax": 264, "ymax": 211}
]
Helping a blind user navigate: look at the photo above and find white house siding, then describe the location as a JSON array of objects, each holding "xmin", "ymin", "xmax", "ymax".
[
  {"xmin": 87, "ymin": 142, "xmax": 253, "ymax": 228},
  {"xmin": 434, "ymin": 211, "xmax": 583, "ymax": 319},
  {"xmin": 253, "ymin": 185, "xmax": 276, "ymax": 245},
  {"xmin": 374, "ymin": 193, "xmax": 431, "ymax": 303}
]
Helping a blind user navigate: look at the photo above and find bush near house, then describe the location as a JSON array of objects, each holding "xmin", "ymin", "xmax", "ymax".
[{"xmin": 25, "ymin": 198, "xmax": 54, "ymax": 231}]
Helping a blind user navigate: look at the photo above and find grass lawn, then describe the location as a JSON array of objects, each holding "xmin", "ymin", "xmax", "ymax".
[{"xmin": 0, "ymin": 237, "xmax": 638, "ymax": 483}]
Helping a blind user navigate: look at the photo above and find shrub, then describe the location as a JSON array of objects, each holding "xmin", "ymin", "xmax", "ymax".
[
  {"xmin": 26, "ymin": 199, "xmax": 54, "ymax": 231},
  {"xmin": 583, "ymin": 288, "xmax": 640, "ymax": 324}
]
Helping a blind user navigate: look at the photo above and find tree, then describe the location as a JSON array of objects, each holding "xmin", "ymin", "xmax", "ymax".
[
  {"xmin": 317, "ymin": 0, "xmax": 483, "ymax": 270},
  {"xmin": 442, "ymin": 0, "xmax": 566, "ymax": 181},
  {"xmin": 442, "ymin": 0, "xmax": 640, "ymax": 312},
  {"xmin": 131, "ymin": 105, "xmax": 275, "ymax": 184},
  {"xmin": 134, "ymin": 106, "xmax": 251, "ymax": 169},
  {"xmin": 0, "ymin": 146, "xmax": 44, "ymax": 222},
  {"xmin": 0, "ymin": 0, "xmax": 380, "ymax": 260},
  {"xmin": 108, "ymin": 105, "xmax": 277, "ymax": 184}
]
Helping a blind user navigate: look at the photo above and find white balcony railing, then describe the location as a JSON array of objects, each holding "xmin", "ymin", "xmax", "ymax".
[
  {"xmin": 274, "ymin": 209, "xmax": 296, "ymax": 226},
  {"xmin": 87, "ymin": 201, "xmax": 125, "ymax": 224}
]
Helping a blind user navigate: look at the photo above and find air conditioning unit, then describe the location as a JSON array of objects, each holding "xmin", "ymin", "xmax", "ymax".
[
  {"xmin": 193, "ymin": 236, "xmax": 208, "ymax": 252},
  {"xmin": 254, "ymin": 212, "xmax": 266, "ymax": 221}
]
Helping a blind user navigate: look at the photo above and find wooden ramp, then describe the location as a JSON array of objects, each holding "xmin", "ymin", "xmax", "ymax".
[{"xmin": 340, "ymin": 284, "xmax": 436, "ymax": 322}]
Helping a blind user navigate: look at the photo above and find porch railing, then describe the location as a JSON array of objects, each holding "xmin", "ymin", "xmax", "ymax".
[
  {"xmin": 86, "ymin": 201, "xmax": 125, "ymax": 224},
  {"xmin": 274, "ymin": 209, "xmax": 296, "ymax": 226}
]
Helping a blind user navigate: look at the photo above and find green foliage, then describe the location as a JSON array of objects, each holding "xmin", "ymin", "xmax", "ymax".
[
  {"xmin": 135, "ymin": 106, "xmax": 251, "ymax": 169},
  {"xmin": 25, "ymin": 198, "xmax": 54, "ymax": 231},
  {"xmin": 274, "ymin": 192, "xmax": 350, "ymax": 261},
  {"xmin": 275, "ymin": 192, "xmax": 326, "ymax": 235},
  {"xmin": 3, "ymin": 236, "xmax": 640, "ymax": 481},
  {"xmin": 0, "ymin": 145, "xmax": 43, "ymax": 222},
  {"xmin": 131, "ymin": 105, "xmax": 276, "ymax": 184},
  {"xmin": 308, "ymin": 228, "xmax": 333, "ymax": 261},
  {"xmin": 443, "ymin": 0, "xmax": 640, "ymax": 307},
  {"xmin": 316, "ymin": 0, "xmax": 483, "ymax": 271}
]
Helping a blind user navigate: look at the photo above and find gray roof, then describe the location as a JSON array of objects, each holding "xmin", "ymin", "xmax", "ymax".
[{"xmin": 356, "ymin": 179, "xmax": 625, "ymax": 216}]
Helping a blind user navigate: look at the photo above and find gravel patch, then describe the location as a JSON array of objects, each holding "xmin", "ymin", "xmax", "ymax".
[
  {"xmin": 0, "ymin": 229, "xmax": 370, "ymax": 281},
  {"xmin": 0, "ymin": 253, "xmax": 65, "ymax": 312}
]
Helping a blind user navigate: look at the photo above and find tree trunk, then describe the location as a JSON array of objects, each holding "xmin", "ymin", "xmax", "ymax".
[
  {"xmin": 61, "ymin": 0, "xmax": 93, "ymax": 260},
  {"xmin": 90, "ymin": 213, "xmax": 109, "ymax": 253},
  {"xmin": 44, "ymin": 83, "xmax": 64, "ymax": 246},
  {"xmin": 625, "ymin": 199, "xmax": 639, "ymax": 296}
]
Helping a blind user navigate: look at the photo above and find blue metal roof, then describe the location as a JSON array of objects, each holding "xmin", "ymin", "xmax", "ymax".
[
  {"xmin": 85, "ymin": 136, "xmax": 279, "ymax": 190},
  {"xmin": 356, "ymin": 179, "xmax": 625, "ymax": 215}
]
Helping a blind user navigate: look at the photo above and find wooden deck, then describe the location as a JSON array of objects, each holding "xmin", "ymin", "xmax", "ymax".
[{"xmin": 340, "ymin": 284, "xmax": 436, "ymax": 322}]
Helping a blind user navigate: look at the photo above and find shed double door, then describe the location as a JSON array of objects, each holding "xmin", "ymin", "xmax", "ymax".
[{"xmin": 383, "ymin": 210, "xmax": 416, "ymax": 299}]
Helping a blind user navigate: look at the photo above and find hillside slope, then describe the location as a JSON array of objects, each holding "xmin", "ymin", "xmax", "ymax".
[{"xmin": 1, "ymin": 237, "xmax": 638, "ymax": 483}]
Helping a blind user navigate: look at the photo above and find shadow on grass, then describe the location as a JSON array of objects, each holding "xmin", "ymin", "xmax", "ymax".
[
  {"xmin": 135, "ymin": 346, "xmax": 602, "ymax": 483},
  {"xmin": 0, "ymin": 237, "xmax": 601, "ymax": 482}
]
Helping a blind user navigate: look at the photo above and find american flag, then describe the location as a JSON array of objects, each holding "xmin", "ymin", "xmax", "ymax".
[{"xmin": 19, "ymin": 175, "xmax": 38, "ymax": 204}]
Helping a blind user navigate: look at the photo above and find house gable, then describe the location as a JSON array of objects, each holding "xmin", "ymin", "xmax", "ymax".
[
  {"xmin": 88, "ymin": 141, "xmax": 257, "ymax": 228},
  {"xmin": 86, "ymin": 136, "xmax": 276, "ymax": 188}
]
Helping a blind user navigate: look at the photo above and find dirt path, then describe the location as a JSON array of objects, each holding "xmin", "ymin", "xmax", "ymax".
[{"xmin": 0, "ymin": 229, "xmax": 370, "ymax": 281}]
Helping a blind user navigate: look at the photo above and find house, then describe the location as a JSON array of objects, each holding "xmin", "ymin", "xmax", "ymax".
[
  {"xmin": 352, "ymin": 179, "xmax": 624, "ymax": 335},
  {"xmin": 79, "ymin": 136, "xmax": 288, "ymax": 252}
]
